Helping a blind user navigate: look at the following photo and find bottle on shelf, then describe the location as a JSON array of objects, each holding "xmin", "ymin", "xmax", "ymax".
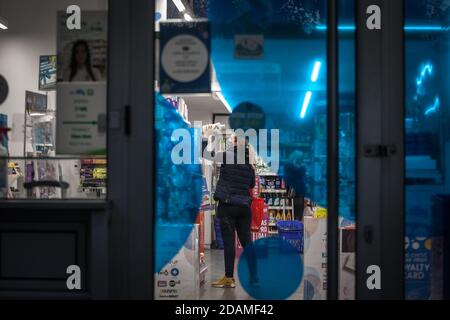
[
  {"xmin": 275, "ymin": 177, "xmax": 281, "ymax": 189},
  {"xmin": 274, "ymin": 196, "xmax": 279, "ymax": 206}
]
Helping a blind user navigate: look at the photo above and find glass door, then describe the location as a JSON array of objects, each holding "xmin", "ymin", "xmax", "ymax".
[
  {"xmin": 154, "ymin": 0, "xmax": 356, "ymax": 300},
  {"xmin": 152, "ymin": 0, "xmax": 356, "ymax": 301},
  {"xmin": 404, "ymin": 0, "xmax": 450, "ymax": 300}
]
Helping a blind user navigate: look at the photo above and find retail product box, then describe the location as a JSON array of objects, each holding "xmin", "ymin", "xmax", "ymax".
[
  {"xmin": 303, "ymin": 216, "xmax": 327, "ymax": 300},
  {"xmin": 339, "ymin": 227, "xmax": 356, "ymax": 300},
  {"xmin": 155, "ymin": 224, "xmax": 201, "ymax": 300}
]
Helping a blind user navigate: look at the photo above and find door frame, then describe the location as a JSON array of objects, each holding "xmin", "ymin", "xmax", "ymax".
[
  {"xmin": 355, "ymin": 0, "xmax": 405, "ymax": 299},
  {"xmin": 106, "ymin": 0, "xmax": 344, "ymax": 300},
  {"xmin": 108, "ymin": 0, "xmax": 155, "ymax": 299}
]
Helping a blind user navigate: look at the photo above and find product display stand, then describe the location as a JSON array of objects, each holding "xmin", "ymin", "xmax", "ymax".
[
  {"xmin": 257, "ymin": 173, "xmax": 295, "ymax": 235},
  {"xmin": 79, "ymin": 158, "xmax": 107, "ymax": 198}
]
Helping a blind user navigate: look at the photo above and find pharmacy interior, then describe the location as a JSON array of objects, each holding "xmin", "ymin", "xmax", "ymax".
[
  {"xmin": 0, "ymin": 0, "xmax": 109, "ymax": 201},
  {"xmin": 153, "ymin": 0, "xmax": 356, "ymax": 300}
]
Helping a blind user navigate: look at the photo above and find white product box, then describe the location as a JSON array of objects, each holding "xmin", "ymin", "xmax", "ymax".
[
  {"xmin": 155, "ymin": 224, "xmax": 200, "ymax": 300},
  {"xmin": 303, "ymin": 216, "xmax": 327, "ymax": 300}
]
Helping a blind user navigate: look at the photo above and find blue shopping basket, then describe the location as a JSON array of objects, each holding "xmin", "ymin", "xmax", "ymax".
[{"xmin": 276, "ymin": 220, "xmax": 304, "ymax": 253}]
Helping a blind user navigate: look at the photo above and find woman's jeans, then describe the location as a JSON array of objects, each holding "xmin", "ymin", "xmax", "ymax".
[{"xmin": 218, "ymin": 202, "xmax": 257, "ymax": 279}]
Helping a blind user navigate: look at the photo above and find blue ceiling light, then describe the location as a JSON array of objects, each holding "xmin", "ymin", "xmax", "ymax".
[
  {"xmin": 424, "ymin": 97, "xmax": 440, "ymax": 116},
  {"xmin": 300, "ymin": 91, "xmax": 313, "ymax": 119},
  {"xmin": 315, "ymin": 25, "xmax": 356, "ymax": 31},
  {"xmin": 404, "ymin": 26, "xmax": 448, "ymax": 32},
  {"xmin": 300, "ymin": 60, "xmax": 323, "ymax": 119},
  {"xmin": 316, "ymin": 25, "xmax": 448, "ymax": 32},
  {"xmin": 311, "ymin": 61, "xmax": 322, "ymax": 83}
]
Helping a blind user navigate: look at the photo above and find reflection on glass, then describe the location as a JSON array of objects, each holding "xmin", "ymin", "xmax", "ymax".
[
  {"xmin": 405, "ymin": 0, "xmax": 450, "ymax": 300},
  {"xmin": 155, "ymin": 0, "xmax": 331, "ymax": 300}
]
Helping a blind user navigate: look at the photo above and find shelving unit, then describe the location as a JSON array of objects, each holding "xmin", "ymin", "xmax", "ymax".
[
  {"xmin": 261, "ymin": 189, "xmax": 287, "ymax": 194},
  {"xmin": 79, "ymin": 159, "xmax": 107, "ymax": 198},
  {"xmin": 257, "ymin": 174, "xmax": 296, "ymax": 235}
]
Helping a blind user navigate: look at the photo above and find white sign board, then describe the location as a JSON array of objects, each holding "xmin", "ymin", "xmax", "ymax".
[{"xmin": 56, "ymin": 83, "xmax": 106, "ymax": 155}]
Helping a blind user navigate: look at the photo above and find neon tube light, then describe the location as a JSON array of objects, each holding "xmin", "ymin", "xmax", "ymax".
[
  {"xmin": 316, "ymin": 25, "xmax": 448, "ymax": 32},
  {"xmin": 300, "ymin": 91, "xmax": 313, "ymax": 119},
  {"xmin": 404, "ymin": 26, "xmax": 447, "ymax": 31},
  {"xmin": 424, "ymin": 97, "xmax": 440, "ymax": 116},
  {"xmin": 315, "ymin": 25, "xmax": 355, "ymax": 31},
  {"xmin": 416, "ymin": 64, "xmax": 433, "ymax": 86},
  {"xmin": 311, "ymin": 61, "xmax": 322, "ymax": 82}
]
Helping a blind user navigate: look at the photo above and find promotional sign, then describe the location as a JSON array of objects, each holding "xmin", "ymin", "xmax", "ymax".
[
  {"xmin": 234, "ymin": 34, "xmax": 264, "ymax": 59},
  {"xmin": 56, "ymin": 11, "xmax": 107, "ymax": 155},
  {"xmin": 155, "ymin": 225, "xmax": 200, "ymax": 300},
  {"xmin": 57, "ymin": 11, "xmax": 107, "ymax": 82},
  {"xmin": 39, "ymin": 55, "xmax": 57, "ymax": 91},
  {"xmin": 251, "ymin": 204, "xmax": 269, "ymax": 244},
  {"xmin": 303, "ymin": 216, "xmax": 327, "ymax": 300},
  {"xmin": 25, "ymin": 91, "xmax": 47, "ymax": 114},
  {"xmin": 405, "ymin": 235, "xmax": 433, "ymax": 299},
  {"xmin": 56, "ymin": 83, "xmax": 106, "ymax": 155},
  {"xmin": 159, "ymin": 21, "xmax": 211, "ymax": 94}
]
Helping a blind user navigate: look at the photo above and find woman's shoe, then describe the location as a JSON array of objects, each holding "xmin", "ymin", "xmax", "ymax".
[{"xmin": 212, "ymin": 276, "xmax": 236, "ymax": 288}]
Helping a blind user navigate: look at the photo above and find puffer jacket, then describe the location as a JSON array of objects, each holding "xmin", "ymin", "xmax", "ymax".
[{"xmin": 213, "ymin": 147, "xmax": 255, "ymax": 208}]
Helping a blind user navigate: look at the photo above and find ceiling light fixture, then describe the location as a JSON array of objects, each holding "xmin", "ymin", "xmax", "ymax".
[
  {"xmin": 0, "ymin": 16, "xmax": 8, "ymax": 30},
  {"xmin": 311, "ymin": 61, "xmax": 322, "ymax": 83},
  {"xmin": 172, "ymin": 0, "xmax": 186, "ymax": 13},
  {"xmin": 300, "ymin": 91, "xmax": 313, "ymax": 119}
]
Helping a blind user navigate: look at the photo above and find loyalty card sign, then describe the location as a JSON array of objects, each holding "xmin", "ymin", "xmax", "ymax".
[{"xmin": 159, "ymin": 21, "xmax": 211, "ymax": 94}]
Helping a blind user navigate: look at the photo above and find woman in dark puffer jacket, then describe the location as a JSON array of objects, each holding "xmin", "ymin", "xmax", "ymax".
[{"xmin": 210, "ymin": 139, "xmax": 258, "ymax": 289}]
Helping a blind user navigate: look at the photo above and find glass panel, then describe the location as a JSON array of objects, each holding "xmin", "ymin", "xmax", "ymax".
[
  {"xmin": 0, "ymin": 0, "xmax": 108, "ymax": 200},
  {"xmin": 405, "ymin": 0, "xmax": 450, "ymax": 300},
  {"xmin": 154, "ymin": 0, "xmax": 330, "ymax": 300},
  {"xmin": 338, "ymin": 0, "xmax": 356, "ymax": 300}
]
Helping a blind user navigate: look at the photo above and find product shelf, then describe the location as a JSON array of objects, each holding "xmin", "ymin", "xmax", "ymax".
[
  {"xmin": 260, "ymin": 189, "xmax": 287, "ymax": 194},
  {"xmin": 268, "ymin": 206, "xmax": 293, "ymax": 210}
]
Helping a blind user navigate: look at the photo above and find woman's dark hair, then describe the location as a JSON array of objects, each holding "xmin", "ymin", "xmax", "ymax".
[{"xmin": 69, "ymin": 40, "xmax": 96, "ymax": 81}]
